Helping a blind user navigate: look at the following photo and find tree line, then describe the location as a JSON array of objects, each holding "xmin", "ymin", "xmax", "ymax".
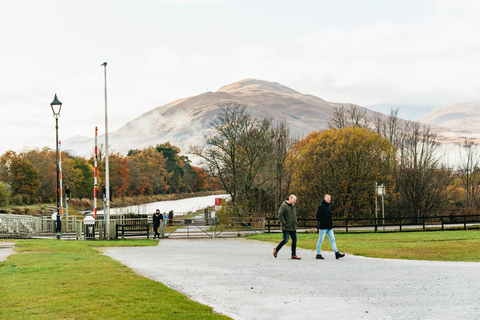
[
  {"xmin": 0, "ymin": 142, "xmax": 217, "ymax": 207},
  {"xmin": 194, "ymin": 103, "xmax": 479, "ymax": 220}
]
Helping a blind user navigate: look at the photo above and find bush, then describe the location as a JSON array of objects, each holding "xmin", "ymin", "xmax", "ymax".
[
  {"xmin": 0, "ymin": 182, "xmax": 11, "ymax": 207},
  {"xmin": 68, "ymin": 198, "xmax": 93, "ymax": 211},
  {"xmin": 11, "ymin": 194, "xmax": 23, "ymax": 205}
]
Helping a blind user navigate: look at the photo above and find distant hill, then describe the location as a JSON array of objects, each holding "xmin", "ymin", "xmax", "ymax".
[
  {"xmin": 418, "ymin": 101, "xmax": 480, "ymax": 142},
  {"xmin": 63, "ymin": 78, "xmax": 391, "ymax": 157}
]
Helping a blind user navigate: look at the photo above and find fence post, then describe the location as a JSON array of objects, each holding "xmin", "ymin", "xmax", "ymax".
[
  {"xmin": 464, "ymin": 215, "xmax": 467, "ymax": 230},
  {"xmin": 267, "ymin": 218, "xmax": 271, "ymax": 234},
  {"xmin": 423, "ymin": 217, "xmax": 426, "ymax": 231},
  {"xmin": 399, "ymin": 218, "xmax": 402, "ymax": 232},
  {"xmin": 262, "ymin": 218, "xmax": 265, "ymax": 234},
  {"xmin": 441, "ymin": 216, "xmax": 444, "ymax": 231}
]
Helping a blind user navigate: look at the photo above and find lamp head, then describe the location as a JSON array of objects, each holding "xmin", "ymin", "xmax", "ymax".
[{"xmin": 50, "ymin": 94, "xmax": 62, "ymax": 117}]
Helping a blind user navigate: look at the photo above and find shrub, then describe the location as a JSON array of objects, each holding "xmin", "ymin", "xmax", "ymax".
[
  {"xmin": 11, "ymin": 194, "xmax": 23, "ymax": 205},
  {"xmin": 0, "ymin": 182, "xmax": 11, "ymax": 207},
  {"xmin": 68, "ymin": 198, "xmax": 93, "ymax": 211}
]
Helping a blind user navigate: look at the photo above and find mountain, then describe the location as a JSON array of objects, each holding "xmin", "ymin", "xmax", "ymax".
[
  {"xmin": 418, "ymin": 101, "xmax": 480, "ymax": 142},
  {"xmin": 63, "ymin": 78, "xmax": 385, "ymax": 156}
]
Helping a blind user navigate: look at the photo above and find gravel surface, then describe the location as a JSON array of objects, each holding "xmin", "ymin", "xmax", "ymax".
[
  {"xmin": 102, "ymin": 238, "xmax": 479, "ymax": 320},
  {"xmin": 0, "ymin": 242, "xmax": 15, "ymax": 262}
]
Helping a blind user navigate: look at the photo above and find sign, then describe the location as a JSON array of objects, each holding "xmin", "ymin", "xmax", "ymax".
[
  {"xmin": 376, "ymin": 184, "xmax": 385, "ymax": 196},
  {"xmin": 215, "ymin": 197, "xmax": 222, "ymax": 211}
]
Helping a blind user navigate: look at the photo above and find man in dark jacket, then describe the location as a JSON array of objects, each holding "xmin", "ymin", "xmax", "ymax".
[
  {"xmin": 152, "ymin": 209, "xmax": 164, "ymax": 239},
  {"xmin": 316, "ymin": 194, "xmax": 345, "ymax": 259},
  {"xmin": 273, "ymin": 195, "xmax": 301, "ymax": 260}
]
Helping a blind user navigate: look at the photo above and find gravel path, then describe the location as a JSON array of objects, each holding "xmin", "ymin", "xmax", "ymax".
[
  {"xmin": 0, "ymin": 242, "xmax": 15, "ymax": 262},
  {"xmin": 103, "ymin": 238, "xmax": 479, "ymax": 320}
]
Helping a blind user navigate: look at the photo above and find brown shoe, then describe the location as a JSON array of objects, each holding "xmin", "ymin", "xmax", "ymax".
[
  {"xmin": 291, "ymin": 255, "xmax": 301, "ymax": 260},
  {"xmin": 273, "ymin": 248, "xmax": 277, "ymax": 258}
]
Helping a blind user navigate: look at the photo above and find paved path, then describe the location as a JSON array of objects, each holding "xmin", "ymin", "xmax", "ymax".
[
  {"xmin": 0, "ymin": 242, "xmax": 15, "ymax": 261},
  {"xmin": 102, "ymin": 238, "xmax": 480, "ymax": 320}
]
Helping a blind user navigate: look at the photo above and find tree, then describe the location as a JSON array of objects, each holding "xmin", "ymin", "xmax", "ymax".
[
  {"xmin": 9, "ymin": 156, "xmax": 40, "ymax": 203},
  {"xmin": 156, "ymin": 143, "xmax": 186, "ymax": 193},
  {"xmin": 328, "ymin": 104, "xmax": 369, "ymax": 129},
  {"xmin": 192, "ymin": 104, "xmax": 277, "ymax": 217},
  {"xmin": 457, "ymin": 139, "xmax": 480, "ymax": 210},
  {"xmin": 289, "ymin": 126, "xmax": 396, "ymax": 219},
  {"xmin": 126, "ymin": 146, "xmax": 169, "ymax": 195},
  {"xmin": 191, "ymin": 166, "xmax": 208, "ymax": 192},
  {"xmin": 395, "ymin": 122, "xmax": 452, "ymax": 217}
]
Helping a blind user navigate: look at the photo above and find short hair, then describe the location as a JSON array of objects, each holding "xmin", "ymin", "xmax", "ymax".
[
  {"xmin": 324, "ymin": 194, "xmax": 331, "ymax": 199},
  {"xmin": 289, "ymin": 195, "xmax": 297, "ymax": 201}
]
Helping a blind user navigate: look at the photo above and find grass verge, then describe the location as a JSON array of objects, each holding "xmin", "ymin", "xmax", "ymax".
[
  {"xmin": 248, "ymin": 230, "xmax": 480, "ymax": 262},
  {"xmin": 0, "ymin": 239, "xmax": 230, "ymax": 320}
]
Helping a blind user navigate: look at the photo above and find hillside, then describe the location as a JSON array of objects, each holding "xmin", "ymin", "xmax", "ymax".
[
  {"xmin": 418, "ymin": 101, "xmax": 480, "ymax": 142},
  {"xmin": 63, "ymin": 78, "xmax": 386, "ymax": 156}
]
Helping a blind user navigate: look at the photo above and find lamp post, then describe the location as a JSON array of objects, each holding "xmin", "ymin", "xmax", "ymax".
[
  {"xmin": 50, "ymin": 94, "xmax": 62, "ymax": 239},
  {"xmin": 101, "ymin": 62, "xmax": 110, "ymax": 240}
]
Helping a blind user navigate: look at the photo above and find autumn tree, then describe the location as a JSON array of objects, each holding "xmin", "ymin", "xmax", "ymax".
[
  {"xmin": 22, "ymin": 148, "xmax": 57, "ymax": 202},
  {"xmin": 9, "ymin": 155, "xmax": 40, "ymax": 203},
  {"xmin": 289, "ymin": 126, "xmax": 396, "ymax": 219},
  {"xmin": 126, "ymin": 146, "xmax": 169, "ymax": 195}
]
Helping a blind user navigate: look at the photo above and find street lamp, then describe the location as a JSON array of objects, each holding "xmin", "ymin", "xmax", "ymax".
[{"xmin": 51, "ymin": 94, "xmax": 62, "ymax": 239}]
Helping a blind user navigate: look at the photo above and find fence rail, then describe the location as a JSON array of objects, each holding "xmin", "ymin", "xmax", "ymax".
[
  {"xmin": 3, "ymin": 212, "xmax": 478, "ymax": 239},
  {"xmin": 265, "ymin": 214, "xmax": 480, "ymax": 233}
]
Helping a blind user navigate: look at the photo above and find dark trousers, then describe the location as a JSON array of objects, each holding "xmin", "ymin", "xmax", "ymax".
[
  {"xmin": 153, "ymin": 223, "xmax": 160, "ymax": 237},
  {"xmin": 276, "ymin": 230, "xmax": 297, "ymax": 256}
]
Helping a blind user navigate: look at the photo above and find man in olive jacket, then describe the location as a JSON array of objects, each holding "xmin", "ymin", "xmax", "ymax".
[{"xmin": 273, "ymin": 195, "xmax": 301, "ymax": 260}]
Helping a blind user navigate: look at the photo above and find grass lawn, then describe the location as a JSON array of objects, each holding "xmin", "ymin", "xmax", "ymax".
[
  {"xmin": 0, "ymin": 239, "xmax": 230, "ymax": 320},
  {"xmin": 248, "ymin": 230, "xmax": 480, "ymax": 262}
]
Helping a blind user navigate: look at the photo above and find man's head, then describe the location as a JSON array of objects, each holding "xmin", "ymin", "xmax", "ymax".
[
  {"xmin": 324, "ymin": 194, "xmax": 331, "ymax": 203},
  {"xmin": 156, "ymin": 209, "xmax": 160, "ymax": 214},
  {"xmin": 288, "ymin": 195, "xmax": 297, "ymax": 205}
]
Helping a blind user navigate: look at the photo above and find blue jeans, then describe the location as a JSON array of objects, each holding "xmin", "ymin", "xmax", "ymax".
[
  {"xmin": 316, "ymin": 229, "xmax": 338, "ymax": 254},
  {"xmin": 276, "ymin": 230, "xmax": 297, "ymax": 256}
]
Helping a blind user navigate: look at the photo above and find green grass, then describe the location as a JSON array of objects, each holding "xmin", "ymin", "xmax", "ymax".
[
  {"xmin": 0, "ymin": 239, "xmax": 230, "ymax": 320},
  {"xmin": 248, "ymin": 230, "xmax": 480, "ymax": 262}
]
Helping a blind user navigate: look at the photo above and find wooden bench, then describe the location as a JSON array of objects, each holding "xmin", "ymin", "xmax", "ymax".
[{"xmin": 116, "ymin": 223, "xmax": 150, "ymax": 240}]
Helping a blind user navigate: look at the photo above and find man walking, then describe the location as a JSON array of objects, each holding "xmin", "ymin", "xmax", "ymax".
[
  {"xmin": 316, "ymin": 194, "xmax": 345, "ymax": 259},
  {"xmin": 273, "ymin": 195, "xmax": 301, "ymax": 260},
  {"xmin": 152, "ymin": 209, "xmax": 164, "ymax": 239}
]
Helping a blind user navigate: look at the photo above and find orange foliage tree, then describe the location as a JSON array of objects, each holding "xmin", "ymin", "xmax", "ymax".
[{"xmin": 289, "ymin": 126, "xmax": 396, "ymax": 219}]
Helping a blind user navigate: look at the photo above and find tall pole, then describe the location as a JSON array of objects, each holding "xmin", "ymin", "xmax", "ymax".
[
  {"xmin": 55, "ymin": 117, "xmax": 61, "ymax": 239},
  {"xmin": 375, "ymin": 182, "xmax": 378, "ymax": 229},
  {"xmin": 102, "ymin": 62, "xmax": 110, "ymax": 240},
  {"xmin": 94, "ymin": 127, "xmax": 98, "ymax": 219},
  {"xmin": 59, "ymin": 140, "xmax": 63, "ymax": 217},
  {"xmin": 51, "ymin": 94, "xmax": 62, "ymax": 239}
]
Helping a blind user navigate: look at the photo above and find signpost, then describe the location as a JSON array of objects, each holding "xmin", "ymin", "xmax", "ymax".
[{"xmin": 375, "ymin": 183, "xmax": 386, "ymax": 231}]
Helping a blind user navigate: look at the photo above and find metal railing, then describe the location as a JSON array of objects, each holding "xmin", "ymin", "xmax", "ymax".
[{"xmin": 265, "ymin": 214, "xmax": 480, "ymax": 233}]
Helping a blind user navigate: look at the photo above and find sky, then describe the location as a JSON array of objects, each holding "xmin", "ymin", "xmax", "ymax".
[{"xmin": 1, "ymin": 0, "xmax": 480, "ymax": 155}]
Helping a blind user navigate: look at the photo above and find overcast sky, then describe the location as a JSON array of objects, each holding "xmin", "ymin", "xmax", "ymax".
[{"xmin": 1, "ymin": 0, "xmax": 479, "ymax": 155}]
